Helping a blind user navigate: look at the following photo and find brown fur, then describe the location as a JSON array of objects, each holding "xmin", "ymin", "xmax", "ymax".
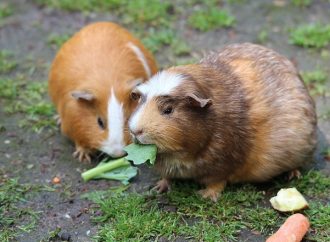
[
  {"xmin": 131, "ymin": 43, "xmax": 317, "ymax": 201},
  {"xmin": 49, "ymin": 22, "xmax": 157, "ymax": 161}
]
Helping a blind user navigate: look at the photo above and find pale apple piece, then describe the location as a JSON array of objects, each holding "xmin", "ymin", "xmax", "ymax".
[{"xmin": 270, "ymin": 188, "xmax": 309, "ymax": 212}]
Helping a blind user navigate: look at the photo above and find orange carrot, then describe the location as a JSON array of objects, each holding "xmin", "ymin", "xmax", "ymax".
[{"xmin": 266, "ymin": 213, "xmax": 310, "ymax": 242}]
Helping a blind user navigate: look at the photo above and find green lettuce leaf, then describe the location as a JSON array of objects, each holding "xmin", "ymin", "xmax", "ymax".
[
  {"xmin": 95, "ymin": 162, "xmax": 138, "ymax": 185},
  {"xmin": 81, "ymin": 143, "xmax": 157, "ymax": 183},
  {"xmin": 124, "ymin": 143, "xmax": 157, "ymax": 165}
]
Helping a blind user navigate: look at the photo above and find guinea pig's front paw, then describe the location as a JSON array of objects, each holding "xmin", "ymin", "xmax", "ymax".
[
  {"xmin": 287, "ymin": 169, "xmax": 302, "ymax": 181},
  {"xmin": 152, "ymin": 178, "xmax": 171, "ymax": 193},
  {"xmin": 73, "ymin": 146, "xmax": 92, "ymax": 163},
  {"xmin": 54, "ymin": 114, "xmax": 61, "ymax": 126},
  {"xmin": 198, "ymin": 189, "xmax": 220, "ymax": 202},
  {"xmin": 198, "ymin": 181, "xmax": 227, "ymax": 202}
]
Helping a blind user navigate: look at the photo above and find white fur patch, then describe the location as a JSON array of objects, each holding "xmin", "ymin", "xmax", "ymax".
[
  {"xmin": 127, "ymin": 42, "xmax": 151, "ymax": 78},
  {"xmin": 101, "ymin": 89, "xmax": 125, "ymax": 157},
  {"xmin": 138, "ymin": 71, "xmax": 183, "ymax": 100},
  {"xmin": 129, "ymin": 71, "xmax": 183, "ymax": 134},
  {"xmin": 128, "ymin": 102, "xmax": 146, "ymax": 135}
]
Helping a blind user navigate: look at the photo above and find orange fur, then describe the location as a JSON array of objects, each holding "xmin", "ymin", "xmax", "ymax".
[
  {"xmin": 226, "ymin": 58, "xmax": 273, "ymax": 182},
  {"xmin": 49, "ymin": 22, "xmax": 157, "ymax": 161}
]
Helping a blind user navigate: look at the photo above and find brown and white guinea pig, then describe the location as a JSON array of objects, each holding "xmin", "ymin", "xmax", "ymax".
[
  {"xmin": 48, "ymin": 22, "xmax": 157, "ymax": 162},
  {"xmin": 128, "ymin": 43, "xmax": 317, "ymax": 202}
]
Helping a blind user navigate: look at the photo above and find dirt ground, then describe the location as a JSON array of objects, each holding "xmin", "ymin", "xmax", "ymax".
[{"xmin": 0, "ymin": 0, "xmax": 329, "ymax": 241}]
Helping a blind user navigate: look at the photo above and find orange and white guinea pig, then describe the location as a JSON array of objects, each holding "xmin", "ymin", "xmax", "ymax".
[
  {"xmin": 128, "ymin": 43, "xmax": 317, "ymax": 202},
  {"xmin": 48, "ymin": 22, "xmax": 157, "ymax": 162}
]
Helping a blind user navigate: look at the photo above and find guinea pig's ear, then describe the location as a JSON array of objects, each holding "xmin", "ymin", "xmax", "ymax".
[
  {"xmin": 186, "ymin": 93, "xmax": 212, "ymax": 109},
  {"xmin": 71, "ymin": 90, "xmax": 95, "ymax": 101}
]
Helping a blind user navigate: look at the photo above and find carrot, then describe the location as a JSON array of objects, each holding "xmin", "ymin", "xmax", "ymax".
[{"xmin": 266, "ymin": 213, "xmax": 310, "ymax": 242}]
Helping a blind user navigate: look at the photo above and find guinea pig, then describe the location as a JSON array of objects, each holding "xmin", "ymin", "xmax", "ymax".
[
  {"xmin": 128, "ymin": 43, "xmax": 317, "ymax": 202},
  {"xmin": 49, "ymin": 22, "xmax": 157, "ymax": 162}
]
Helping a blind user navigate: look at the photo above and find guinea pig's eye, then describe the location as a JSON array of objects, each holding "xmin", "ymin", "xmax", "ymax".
[
  {"xmin": 97, "ymin": 117, "xmax": 106, "ymax": 130},
  {"xmin": 162, "ymin": 106, "xmax": 173, "ymax": 115},
  {"xmin": 130, "ymin": 91, "xmax": 141, "ymax": 101}
]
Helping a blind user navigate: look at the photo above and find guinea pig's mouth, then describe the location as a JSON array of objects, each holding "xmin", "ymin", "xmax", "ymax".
[
  {"xmin": 100, "ymin": 144, "xmax": 127, "ymax": 159},
  {"xmin": 132, "ymin": 134, "xmax": 154, "ymax": 146}
]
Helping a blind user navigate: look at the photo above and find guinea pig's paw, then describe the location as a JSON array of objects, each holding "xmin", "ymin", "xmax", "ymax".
[
  {"xmin": 198, "ymin": 188, "xmax": 220, "ymax": 202},
  {"xmin": 287, "ymin": 169, "xmax": 302, "ymax": 181},
  {"xmin": 152, "ymin": 179, "xmax": 171, "ymax": 193},
  {"xmin": 54, "ymin": 114, "xmax": 61, "ymax": 126},
  {"xmin": 73, "ymin": 146, "xmax": 92, "ymax": 163},
  {"xmin": 198, "ymin": 181, "xmax": 227, "ymax": 202}
]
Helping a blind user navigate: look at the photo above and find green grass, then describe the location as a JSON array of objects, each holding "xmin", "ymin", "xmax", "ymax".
[
  {"xmin": 94, "ymin": 194, "xmax": 180, "ymax": 241},
  {"xmin": 257, "ymin": 29, "xmax": 269, "ymax": 44},
  {"xmin": 89, "ymin": 186, "xmax": 245, "ymax": 241},
  {"xmin": 140, "ymin": 28, "xmax": 191, "ymax": 56},
  {"xmin": 123, "ymin": 0, "xmax": 173, "ymax": 27},
  {"xmin": 40, "ymin": 228, "xmax": 62, "ymax": 242},
  {"xmin": 0, "ymin": 123, "xmax": 5, "ymax": 132},
  {"xmin": 0, "ymin": 78, "xmax": 56, "ymax": 132},
  {"xmin": 37, "ymin": 0, "xmax": 182, "ymax": 59},
  {"xmin": 141, "ymin": 29, "xmax": 176, "ymax": 53},
  {"xmin": 0, "ymin": 177, "xmax": 40, "ymax": 242},
  {"xmin": 290, "ymin": 24, "xmax": 330, "ymax": 48},
  {"xmin": 322, "ymin": 147, "xmax": 330, "ymax": 162},
  {"xmin": 47, "ymin": 33, "xmax": 71, "ymax": 49},
  {"xmin": 227, "ymin": 0, "xmax": 247, "ymax": 4},
  {"xmin": 34, "ymin": 0, "xmax": 122, "ymax": 12},
  {"xmin": 88, "ymin": 184, "xmax": 268, "ymax": 241},
  {"xmin": 35, "ymin": 0, "xmax": 173, "ymax": 27},
  {"xmin": 275, "ymin": 170, "xmax": 330, "ymax": 198},
  {"xmin": 301, "ymin": 69, "xmax": 328, "ymax": 96},
  {"xmin": 188, "ymin": 8, "xmax": 235, "ymax": 31},
  {"xmin": 305, "ymin": 203, "xmax": 330, "ymax": 241},
  {"xmin": 86, "ymin": 170, "xmax": 330, "ymax": 241},
  {"xmin": 0, "ymin": 3, "xmax": 13, "ymax": 20},
  {"xmin": 172, "ymin": 39, "xmax": 192, "ymax": 56},
  {"xmin": 172, "ymin": 56, "xmax": 198, "ymax": 66},
  {"xmin": 0, "ymin": 77, "xmax": 19, "ymax": 99},
  {"xmin": 291, "ymin": 0, "xmax": 311, "ymax": 7},
  {"xmin": 0, "ymin": 51, "xmax": 17, "ymax": 74},
  {"xmin": 36, "ymin": 0, "xmax": 176, "ymax": 59},
  {"xmin": 319, "ymin": 110, "xmax": 330, "ymax": 120}
]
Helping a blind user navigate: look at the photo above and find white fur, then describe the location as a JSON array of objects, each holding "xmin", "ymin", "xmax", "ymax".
[
  {"xmin": 138, "ymin": 71, "xmax": 183, "ymax": 100},
  {"xmin": 127, "ymin": 42, "xmax": 151, "ymax": 78},
  {"xmin": 129, "ymin": 71, "xmax": 183, "ymax": 133},
  {"xmin": 101, "ymin": 89, "xmax": 125, "ymax": 157},
  {"xmin": 129, "ymin": 102, "xmax": 145, "ymax": 136}
]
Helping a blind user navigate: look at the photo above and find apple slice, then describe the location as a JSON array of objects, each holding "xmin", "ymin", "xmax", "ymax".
[{"xmin": 270, "ymin": 188, "xmax": 309, "ymax": 212}]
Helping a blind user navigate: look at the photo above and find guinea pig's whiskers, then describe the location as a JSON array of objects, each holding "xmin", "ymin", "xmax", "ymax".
[
  {"xmin": 164, "ymin": 125, "xmax": 182, "ymax": 132},
  {"xmin": 156, "ymin": 135, "xmax": 180, "ymax": 149}
]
